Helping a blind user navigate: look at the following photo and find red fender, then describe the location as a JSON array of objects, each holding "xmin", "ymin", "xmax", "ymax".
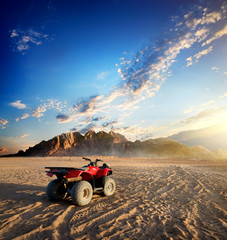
[
  {"xmin": 65, "ymin": 170, "xmax": 83, "ymax": 178},
  {"xmin": 80, "ymin": 172, "xmax": 93, "ymax": 181},
  {"xmin": 95, "ymin": 168, "xmax": 112, "ymax": 179}
]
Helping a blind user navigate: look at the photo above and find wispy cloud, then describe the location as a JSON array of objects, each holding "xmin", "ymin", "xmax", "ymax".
[
  {"xmin": 10, "ymin": 28, "xmax": 51, "ymax": 54},
  {"xmin": 70, "ymin": 127, "xmax": 78, "ymax": 132},
  {"xmin": 56, "ymin": 113, "xmax": 70, "ymax": 123},
  {"xmin": 55, "ymin": 1, "xmax": 227, "ymax": 141},
  {"xmin": 194, "ymin": 46, "xmax": 213, "ymax": 61},
  {"xmin": 33, "ymin": 99, "xmax": 66, "ymax": 118},
  {"xmin": 186, "ymin": 56, "xmax": 193, "ymax": 67},
  {"xmin": 97, "ymin": 71, "xmax": 110, "ymax": 80},
  {"xmin": 0, "ymin": 118, "xmax": 8, "ymax": 129},
  {"xmin": 116, "ymin": 2, "xmax": 226, "ymax": 99},
  {"xmin": 211, "ymin": 66, "xmax": 219, "ymax": 72},
  {"xmin": 219, "ymin": 93, "xmax": 227, "ymax": 98},
  {"xmin": 184, "ymin": 8, "xmax": 223, "ymax": 29},
  {"xmin": 180, "ymin": 107, "xmax": 227, "ymax": 124},
  {"xmin": 0, "ymin": 147, "xmax": 7, "ymax": 153},
  {"xmin": 201, "ymin": 100, "xmax": 215, "ymax": 106},
  {"xmin": 21, "ymin": 113, "xmax": 30, "ymax": 120},
  {"xmin": 90, "ymin": 116, "xmax": 108, "ymax": 122},
  {"xmin": 73, "ymin": 96, "xmax": 102, "ymax": 114},
  {"xmin": 32, "ymin": 105, "xmax": 47, "ymax": 118},
  {"xmin": 10, "ymin": 100, "xmax": 27, "ymax": 109},
  {"xmin": 79, "ymin": 123, "xmax": 96, "ymax": 134},
  {"xmin": 111, "ymin": 125, "xmax": 154, "ymax": 141},
  {"xmin": 102, "ymin": 120, "xmax": 118, "ymax": 128},
  {"xmin": 20, "ymin": 134, "xmax": 29, "ymax": 139},
  {"xmin": 164, "ymin": 105, "xmax": 227, "ymax": 142},
  {"xmin": 202, "ymin": 24, "xmax": 227, "ymax": 46},
  {"xmin": 184, "ymin": 108, "xmax": 193, "ymax": 114}
]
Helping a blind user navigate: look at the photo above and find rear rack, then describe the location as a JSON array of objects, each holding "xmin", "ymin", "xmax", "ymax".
[{"xmin": 45, "ymin": 167, "xmax": 86, "ymax": 171}]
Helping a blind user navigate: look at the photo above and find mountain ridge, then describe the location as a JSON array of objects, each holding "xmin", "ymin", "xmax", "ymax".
[{"xmin": 1, "ymin": 130, "xmax": 216, "ymax": 159}]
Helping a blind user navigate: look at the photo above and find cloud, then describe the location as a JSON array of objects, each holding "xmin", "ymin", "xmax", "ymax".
[
  {"xmin": 21, "ymin": 113, "xmax": 30, "ymax": 120},
  {"xmin": 73, "ymin": 96, "xmax": 102, "ymax": 114},
  {"xmin": 202, "ymin": 24, "xmax": 227, "ymax": 46},
  {"xmin": 184, "ymin": 108, "xmax": 193, "ymax": 114},
  {"xmin": 97, "ymin": 71, "xmax": 110, "ymax": 80},
  {"xmin": 219, "ymin": 93, "xmax": 227, "ymax": 98},
  {"xmin": 182, "ymin": 109, "xmax": 215, "ymax": 124},
  {"xmin": 194, "ymin": 46, "xmax": 213, "ymax": 61},
  {"xmin": 10, "ymin": 100, "xmax": 26, "ymax": 109},
  {"xmin": 163, "ymin": 105, "xmax": 227, "ymax": 144},
  {"xmin": 10, "ymin": 28, "xmax": 50, "ymax": 54},
  {"xmin": 0, "ymin": 147, "xmax": 7, "ymax": 153},
  {"xmin": 56, "ymin": 96, "xmax": 106, "ymax": 124},
  {"xmin": 33, "ymin": 99, "xmax": 66, "ymax": 118},
  {"xmin": 186, "ymin": 56, "xmax": 193, "ymax": 67},
  {"xmin": 111, "ymin": 125, "xmax": 154, "ymax": 141},
  {"xmin": 102, "ymin": 120, "xmax": 118, "ymax": 128},
  {"xmin": 90, "ymin": 116, "xmax": 107, "ymax": 122},
  {"xmin": 201, "ymin": 100, "xmax": 215, "ymax": 106},
  {"xmin": 184, "ymin": 8, "xmax": 223, "ymax": 29},
  {"xmin": 79, "ymin": 124, "xmax": 96, "ymax": 134},
  {"xmin": 116, "ymin": 2, "xmax": 226, "ymax": 99},
  {"xmin": 195, "ymin": 28, "xmax": 209, "ymax": 41},
  {"xmin": 169, "ymin": 124, "xmax": 227, "ymax": 151},
  {"xmin": 54, "ymin": 1, "xmax": 227, "ymax": 141},
  {"xmin": 70, "ymin": 127, "xmax": 78, "ymax": 132},
  {"xmin": 114, "ymin": 95, "xmax": 145, "ymax": 112},
  {"xmin": 211, "ymin": 66, "xmax": 219, "ymax": 72},
  {"xmin": 180, "ymin": 107, "xmax": 227, "ymax": 124},
  {"xmin": 43, "ymin": 99, "xmax": 67, "ymax": 112},
  {"xmin": 0, "ymin": 118, "xmax": 8, "ymax": 126},
  {"xmin": 56, "ymin": 114, "xmax": 69, "ymax": 123},
  {"xmin": 20, "ymin": 134, "xmax": 29, "ymax": 139},
  {"xmin": 186, "ymin": 46, "xmax": 213, "ymax": 67},
  {"xmin": 200, "ymin": 11, "xmax": 222, "ymax": 24},
  {"xmin": 32, "ymin": 105, "xmax": 47, "ymax": 118},
  {"xmin": 0, "ymin": 118, "xmax": 8, "ymax": 129}
]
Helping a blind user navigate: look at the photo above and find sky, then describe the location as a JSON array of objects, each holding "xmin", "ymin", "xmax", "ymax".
[{"xmin": 0, "ymin": 0, "xmax": 227, "ymax": 155}]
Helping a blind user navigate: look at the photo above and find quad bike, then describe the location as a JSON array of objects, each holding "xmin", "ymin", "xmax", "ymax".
[{"xmin": 45, "ymin": 157, "xmax": 116, "ymax": 206}]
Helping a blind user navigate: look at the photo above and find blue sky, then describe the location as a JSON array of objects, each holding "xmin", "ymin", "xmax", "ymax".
[{"xmin": 0, "ymin": 0, "xmax": 227, "ymax": 154}]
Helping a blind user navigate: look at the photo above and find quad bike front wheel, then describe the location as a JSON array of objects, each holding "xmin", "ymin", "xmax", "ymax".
[
  {"xmin": 46, "ymin": 179, "xmax": 67, "ymax": 201},
  {"xmin": 103, "ymin": 177, "xmax": 116, "ymax": 196},
  {"xmin": 71, "ymin": 181, "xmax": 93, "ymax": 206}
]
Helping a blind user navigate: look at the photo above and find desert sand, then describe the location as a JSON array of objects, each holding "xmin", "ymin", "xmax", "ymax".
[{"xmin": 0, "ymin": 157, "xmax": 226, "ymax": 240}]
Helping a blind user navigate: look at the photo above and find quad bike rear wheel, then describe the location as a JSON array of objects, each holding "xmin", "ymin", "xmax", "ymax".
[
  {"xmin": 71, "ymin": 181, "xmax": 93, "ymax": 206},
  {"xmin": 46, "ymin": 179, "xmax": 67, "ymax": 201},
  {"xmin": 103, "ymin": 177, "xmax": 116, "ymax": 196}
]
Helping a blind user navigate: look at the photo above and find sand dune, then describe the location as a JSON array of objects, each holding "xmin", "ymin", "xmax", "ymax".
[{"xmin": 0, "ymin": 157, "xmax": 226, "ymax": 240}]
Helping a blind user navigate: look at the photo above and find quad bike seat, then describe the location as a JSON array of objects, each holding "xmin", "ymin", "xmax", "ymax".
[
  {"xmin": 74, "ymin": 168, "xmax": 87, "ymax": 171},
  {"xmin": 101, "ymin": 163, "xmax": 111, "ymax": 169}
]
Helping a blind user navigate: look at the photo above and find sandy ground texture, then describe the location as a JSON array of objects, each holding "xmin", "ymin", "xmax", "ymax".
[{"xmin": 0, "ymin": 157, "xmax": 226, "ymax": 240}]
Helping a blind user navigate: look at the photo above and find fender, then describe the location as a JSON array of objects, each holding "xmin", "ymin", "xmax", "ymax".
[
  {"xmin": 65, "ymin": 170, "xmax": 93, "ymax": 181},
  {"xmin": 65, "ymin": 170, "xmax": 83, "ymax": 178},
  {"xmin": 95, "ymin": 168, "xmax": 112, "ymax": 179},
  {"xmin": 80, "ymin": 171, "xmax": 93, "ymax": 181}
]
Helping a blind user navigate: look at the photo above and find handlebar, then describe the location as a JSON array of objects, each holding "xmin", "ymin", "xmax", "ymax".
[
  {"xmin": 82, "ymin": 157, "xmax": 91, "ymax": 162},
  {"xmin": 82, "ymin": 157, "xmax": 103, "ymax": 166},
  {"xmin": 96, "ymin": 159, "xmax": 103, "ymax": 162}
]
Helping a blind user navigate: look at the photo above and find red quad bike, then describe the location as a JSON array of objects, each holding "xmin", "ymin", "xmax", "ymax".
[{"xmin": 45, "ymin": 157, "xmax": 116, "ymax": 206}]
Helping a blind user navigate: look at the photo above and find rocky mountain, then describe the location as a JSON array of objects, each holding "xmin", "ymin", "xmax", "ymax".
[{"xmin": 2, "ymin": 130, "xmax": 215, "ymax": 159}]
